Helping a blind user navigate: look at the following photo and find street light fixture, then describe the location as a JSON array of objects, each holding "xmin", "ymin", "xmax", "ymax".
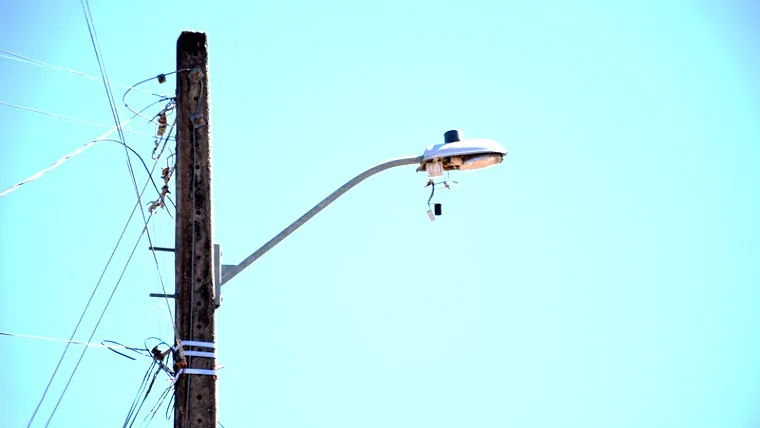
[
  {"xmin": 217, "ymin": 130, "xmax": 507, "ymax": 290},
  {"xmin": 419, "ymin": 129, "xmax": 506, "ymax": 177}
]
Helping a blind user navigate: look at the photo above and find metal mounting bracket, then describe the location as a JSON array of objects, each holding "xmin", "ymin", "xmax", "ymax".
[{"xmin": 213, "ymin": 244, "xmax": 235, "ymax": 309}]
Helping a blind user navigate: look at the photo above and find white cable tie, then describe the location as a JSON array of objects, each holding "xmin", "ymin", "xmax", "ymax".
[
  {"xmin": 183, "ymin": 368, "xmax": 217, "ymax": 376},
  {"xmin": 180, "ymin": 340, "xmax": 215, "ymax": 349},
  {"xmin": 172, "ymin": 368, "xmax": 218, "ymax": 385},
  {"xmin": 183, "ymin": 350, "xmax": 216, "ymax": 358}
]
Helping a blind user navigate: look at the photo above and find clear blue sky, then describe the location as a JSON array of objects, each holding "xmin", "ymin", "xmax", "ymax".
[{"xmin": 2, "ymin": 1, "xmax": 760, "ymax": 427}]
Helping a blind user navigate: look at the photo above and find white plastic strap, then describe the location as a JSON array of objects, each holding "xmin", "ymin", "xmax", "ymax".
[
  {"xmin": 174, "ymin": 340, "xmax": 216, "ymax": 355},
  {"xmin": 179, "ymin": 368, "xmax": 217, "ymax": 376},
  {"xmin": 180, "ymin": 340, "xmax": 215, "ymax": 349},
  {"xmin": 172, "ymin": 368, "xmax": 218, "ymax": 385},
  {"xmin": 183, "ymin": 350, "xmax": 216, "ymax": 358}
]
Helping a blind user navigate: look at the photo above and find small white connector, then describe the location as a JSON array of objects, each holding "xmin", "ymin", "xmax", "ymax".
[{"xmin": 425, "ymin": 160, "xmax": 443, "ymax": 178}]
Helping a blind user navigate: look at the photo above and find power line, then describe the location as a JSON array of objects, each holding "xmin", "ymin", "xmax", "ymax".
[
  {"xmin": 77, "ymin": 0, "xmax": 173, "ymax": 342},
  {"xmin": 22, "ymin": 107, "xmax": 178, "ymax": 426},
  {"xmin": 25, "ymin": 129, "xmax": 175, "ymax": 425},
  {"xmin": 0, "ymin": 100, "xmax": 162, "ymax": 137},
  {"xmin": 0, "ymin": 48, "xmax": 166, "ymax": 97},
  {"xmin": 22, "ymin": 96, "xmax": 176, "ymax": 428},
  {"xmin": 19, "ymin": 8, "xmax": 181, "ymax": 424},
  {"xmin": 0, "ymin": 136, "xmax": 170, "ymax": 208},
  {"xmin": 0, "ymin": 129, "xmax": 131, "ymax": 199},
  {"xmin": 44, "ymin": 208, "xmax": 160, "ymax": 428},
  {"xmin": 26, "ymin": 165, "xmax": 155, "ymax": 428},
  {"xmin": 0, "ymin": 331, "xmax": 146, "ymax": 353}
]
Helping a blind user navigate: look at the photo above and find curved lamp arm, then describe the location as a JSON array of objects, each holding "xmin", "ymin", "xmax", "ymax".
[{"xmin": 221, "ymin": 155, "xmax": 423, "ymax": 285}]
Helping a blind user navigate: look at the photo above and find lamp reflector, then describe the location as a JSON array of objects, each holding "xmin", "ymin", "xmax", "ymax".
[{"xmin": 459, "ymin": 154, "xmax": 503, "ymax": 171}]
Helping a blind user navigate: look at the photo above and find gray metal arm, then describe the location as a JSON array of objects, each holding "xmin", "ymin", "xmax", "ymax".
[{"xmin": 220, "ymin": 155, "xmax": 424, "ymax": 285}]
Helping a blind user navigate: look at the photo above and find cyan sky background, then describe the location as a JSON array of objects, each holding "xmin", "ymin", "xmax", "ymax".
[{"xmin": 1, "ymin": 1, "xmax": 759, "ymax": 427}]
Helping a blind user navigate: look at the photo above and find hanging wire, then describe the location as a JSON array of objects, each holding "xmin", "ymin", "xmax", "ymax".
[
  {"xmin": 427, "ymin": 181, "xmax": 436, "ymax": 209},
  {"xmin": 139, "ymin": 384, "xmax": 173, "ymax": 427},
  {"xmin": 123, "ymin": 361, "xmax": 164, "ymax": 428},
  {"xmin": 123, "ymin": 70, "xmax": 188, "ymax": 121}
]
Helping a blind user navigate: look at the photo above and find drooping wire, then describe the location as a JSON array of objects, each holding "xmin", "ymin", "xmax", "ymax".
[
  {"xmin": 123, "ymin": 361, "xmax": 162, "ymax": 428},
  {"xmin": 139, "ymin": 384, "xmax": 173, "ymax": 428},
  {"xmin": 427, "ymin": 181, "xmax": 436, "ymax": 209},
  {"xmin": 122, "ymin": 70, "xmax": 188, "ymax": 122},
  {"xmin": 165, "ymin": 394, "xmax": 175, "ymax": 421},
  {"xmin": 123, "ymin": 362, "xmax": 157, "ymax": 427},
  {"xmin": 133, "ymin": 339, "xmax": 175, "ymax": 427}
]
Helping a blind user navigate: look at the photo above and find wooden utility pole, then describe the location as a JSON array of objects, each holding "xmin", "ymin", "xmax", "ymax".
[{"xmin": 174, "ymin": 31, "xmax": 217, "ymax": 428}]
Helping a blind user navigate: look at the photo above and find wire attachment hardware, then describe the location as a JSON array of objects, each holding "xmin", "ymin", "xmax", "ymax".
[
  {"xmin": 156, "ymin": 113, "xmax": 167, "ymax": 136},
  {"xmin": 147, "ymin": 167, "xmax": 173, "ymax": 213},
  {"xmin": 191, "ymin": 113, "xmax": 206, "ymax": 129},
  {"xmin": 189, "ymin": 67, "xmax": 204, "ymax": 82},
  {"xmin": 171, "ymin": 340, "xmax": 217, "ymax": 384}
]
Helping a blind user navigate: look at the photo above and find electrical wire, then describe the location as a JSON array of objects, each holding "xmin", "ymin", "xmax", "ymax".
[
  {"xmin": 79, "ymin": 0, "xmax": 178, "ymax": 353},
  {"xmin": 123, "ymin": 361, "xmax": 162, "ymax": 428},
  {"xmin": 28, "ymin": 125, "xmax": 176, "ymax": 425},
  {"xmin": 122, "ymin": 70, "xmax": 187, "ymax": 122},
  {"xmin": 0, "ymin": 136, "xmax": 122, "ymax": 199},
  {"xmin": 427, "ymin": 181, "xmax": 436, "ymax": 208},
  {"xmin": 0, "ymin": 331, "xmax": 145, "ymax": 353},
  {"xmin": 0, "ymin": 48, "xmax": 165, "ymax": 97},
  {"xmin": 165, "ymin": 393, "xmax": 175, "ymax": 421},
  {"xmin": 75, "ymin": 2, "xmax": 177, "ymax": 358},
  {"xmin": 0, "ymin": 137, "xmax": 172, "ymax": 219},
  {"xmin": 43, "ymin": 207, "xmax": 159, "ymax": 428},
  {"xmin": 0, "ymin": 95, "xmax": 173, "ymax": 199},
  {"xmin": 140, "ymin": 384, "xmax": 173, "ymax": 427},
  {"xmin": 0, "ymin": 100, "xmax": 158, "ymax": 136},
  {"xmin": 20, "ymin": 7, "xmax": 182, "ymax": 421},
  {"xmin": 124, "ymin": 362, "xmax": 157, "ymax": 426},
  {"xmin": 26, "ymin": 164, "xmax": 155, "ymax": 428}
]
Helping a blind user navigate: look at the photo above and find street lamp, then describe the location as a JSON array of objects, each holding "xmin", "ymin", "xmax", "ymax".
[
  {"xmin": 419, "ymin": 129, "xmax": 506, "ymax": 176},
  {"xmin": 217, "ymin": 130, "xmax": 506, "ymax": 289}
]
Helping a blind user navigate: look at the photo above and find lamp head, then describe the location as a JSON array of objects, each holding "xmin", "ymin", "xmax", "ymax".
[{"xmin": 418, "ymin": 130, "xmax": 506, "ymax": 176}]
